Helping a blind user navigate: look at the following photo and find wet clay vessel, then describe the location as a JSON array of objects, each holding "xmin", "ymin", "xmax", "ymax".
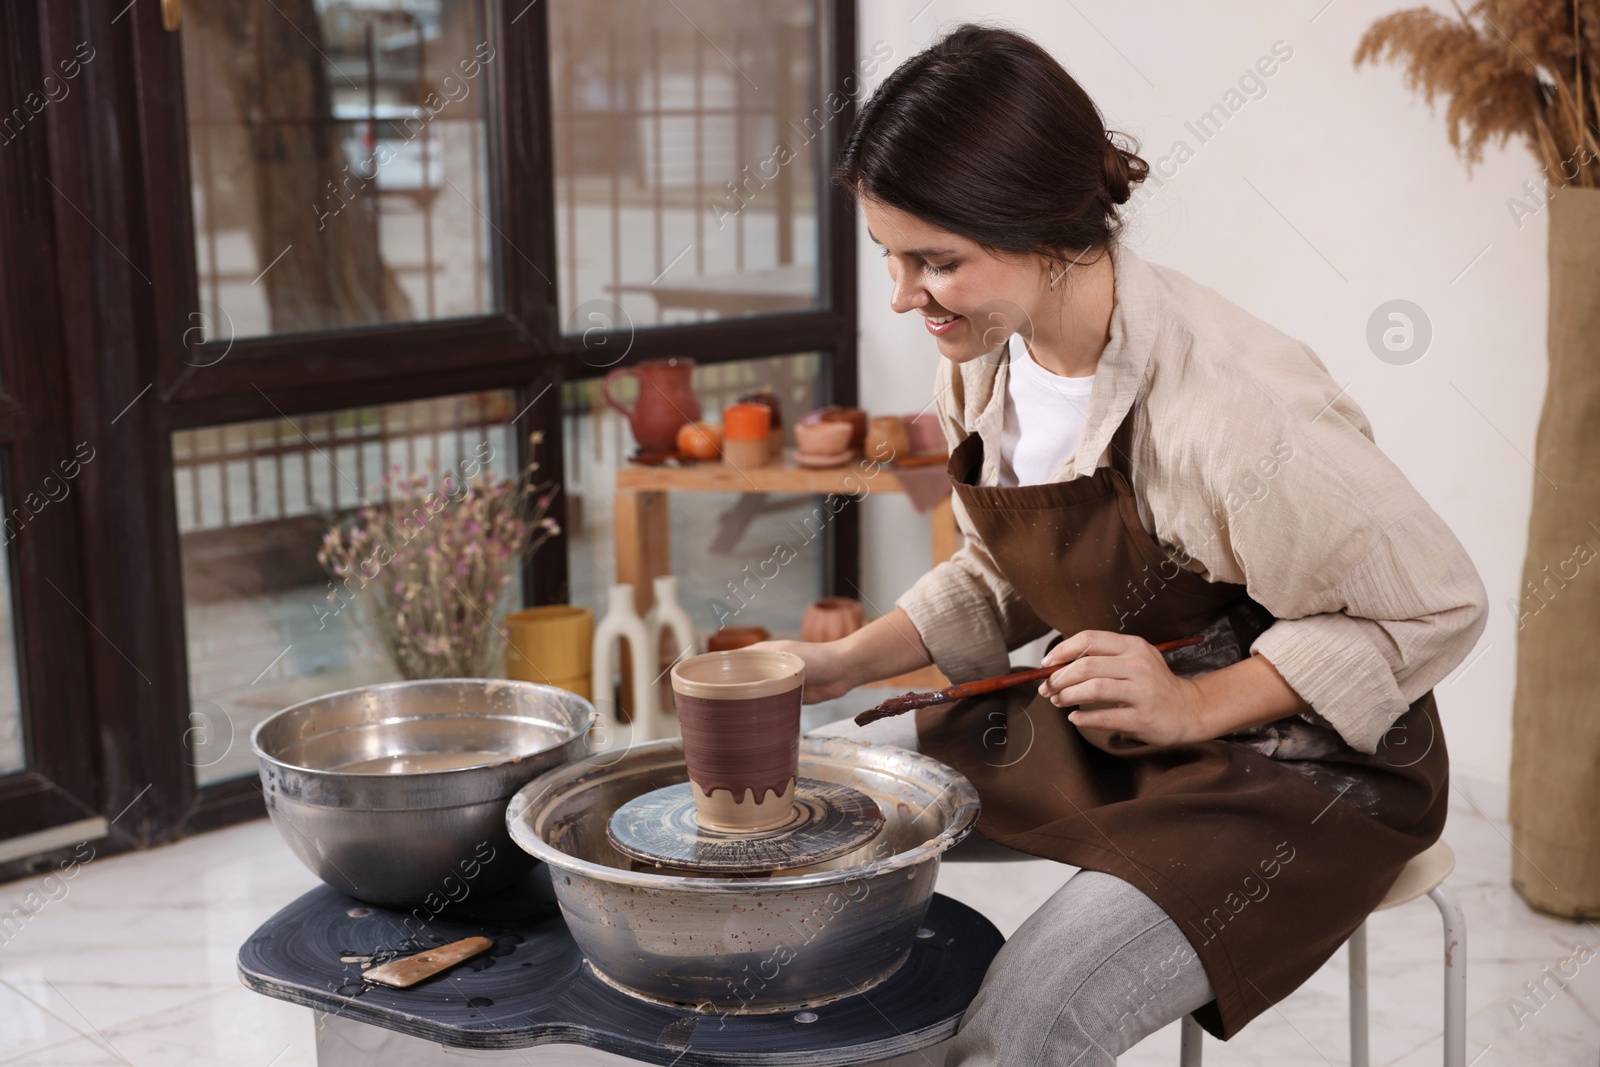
[{"xmin": 669, "ymin": 649, "xmax": 803, "ymax": 832}]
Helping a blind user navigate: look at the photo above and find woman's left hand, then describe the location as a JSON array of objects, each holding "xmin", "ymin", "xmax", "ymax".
[{"xmin": 1037, "ymin": 630, "xmax": 1212, "ymax": 747}]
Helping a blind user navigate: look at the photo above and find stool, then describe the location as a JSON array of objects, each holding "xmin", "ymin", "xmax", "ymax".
[{"xmin": 1179, "ymin": 839, "xmax": 1465, "ymax": 1067}]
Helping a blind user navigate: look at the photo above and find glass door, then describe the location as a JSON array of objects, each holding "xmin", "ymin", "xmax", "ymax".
[
  {"xmin": 0, "ymin": 0, "xmax": 857, "ymax": 862},
  {"xmin": 146, "ymin": 0, "xmax": 553, "ymax": 814}
]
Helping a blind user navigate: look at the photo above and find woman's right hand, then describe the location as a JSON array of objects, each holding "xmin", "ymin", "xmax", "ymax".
[
  {"xmin": 750, "ymin": 606, "xmax": 937, "ymax": 705},
  {"xmin": 751, "ymin": 638, "xmax": 861, "ymax": 704}
]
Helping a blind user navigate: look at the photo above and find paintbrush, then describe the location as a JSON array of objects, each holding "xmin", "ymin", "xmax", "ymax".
[{"xmin": 853, "ymin": 633, "xmax": 1208, "ymax": 726}]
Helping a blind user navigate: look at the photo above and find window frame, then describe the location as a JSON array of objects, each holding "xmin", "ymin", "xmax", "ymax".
[
  {"xmin": 0, "ymin": 0, "xmax": 103, "ymax": 868},
  {"xmin": 0, "ymin": 0, "xmax": 858, "ymax": 873}
]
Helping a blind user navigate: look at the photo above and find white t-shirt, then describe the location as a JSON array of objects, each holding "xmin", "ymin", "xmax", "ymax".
[{"xmin": 997, "ymin": 332, "xmax": 1098, "ymax": 487}]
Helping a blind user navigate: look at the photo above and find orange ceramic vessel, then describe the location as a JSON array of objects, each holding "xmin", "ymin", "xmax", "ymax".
[
  {"xmin": 603, "ymin": 358, "xmax": 701, "ymax": 452},
  {"xmin": 722, "ymin": 403, "xmax": 771, "ymax": 441},
  {"xmin": 800, "ymin": 597, "xmax": 866, "ymax": 643}
]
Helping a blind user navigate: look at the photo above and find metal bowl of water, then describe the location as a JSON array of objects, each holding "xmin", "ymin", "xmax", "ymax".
[
  {"xmin": 253, "ymin": 678, "xmax": 595, "ymax": 907},
  {"xmin": 507, "ymin": 736, "xmax": 980, "ymax": 1013}
]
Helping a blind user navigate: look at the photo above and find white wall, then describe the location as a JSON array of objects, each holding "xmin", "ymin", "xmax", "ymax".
[{"xmin": 855, "ymin": 0, "xmax": 1547, "ymax": 799}]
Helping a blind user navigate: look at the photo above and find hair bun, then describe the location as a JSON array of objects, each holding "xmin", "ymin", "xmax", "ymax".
[{"xmin": 1101, "ymin": 132, "xmax": 1149, "ymax": 206}]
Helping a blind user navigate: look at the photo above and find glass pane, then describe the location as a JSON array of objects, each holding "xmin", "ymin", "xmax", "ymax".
[
  {"xmin": 563, "ymin": 353, "xmax": 824, "ymax": 631},
  {"xmin": 174, "ymin": 391, "xmax": 523, "ymax": 786},
  {"xmin": 181, "ymin": 0, "xmax": 495, "ymax": 340},
  {"xmin": 550, "ymin": 0, "xmax": 823, "ymax": 333},
  {"xmin": 0, "ymin": 483, "xmax": 24, "ymax": 774}
]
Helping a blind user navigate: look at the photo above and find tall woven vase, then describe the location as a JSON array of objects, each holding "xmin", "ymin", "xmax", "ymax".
[{"xmin": 1509, "ymin": 186, "xmax": 1600, "ymax": 918}]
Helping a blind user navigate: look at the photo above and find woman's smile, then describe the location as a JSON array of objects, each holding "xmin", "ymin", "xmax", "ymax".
[{"xmin": 859, "ymin": 195, "xmax": 1103, "ymax": 366}]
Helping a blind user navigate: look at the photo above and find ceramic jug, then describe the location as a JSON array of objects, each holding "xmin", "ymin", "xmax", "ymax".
[{"xmin": 603, "ymin": 358, "xmax": 700, "ymax": 452}]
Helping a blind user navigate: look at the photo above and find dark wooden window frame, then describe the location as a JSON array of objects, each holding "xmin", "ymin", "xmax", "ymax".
[
  {"xmin": 0, "ymin": 0, "xmax": 857, "ymax": 881},
  {"xmin": 0, "ymin": 0, "xmax": 105, "ymax": 874}
]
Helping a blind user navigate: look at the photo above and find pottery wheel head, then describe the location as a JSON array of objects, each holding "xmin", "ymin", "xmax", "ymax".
[{"xmin": 605, "ymin": 778, "xmax": 885, "ymax": 874}]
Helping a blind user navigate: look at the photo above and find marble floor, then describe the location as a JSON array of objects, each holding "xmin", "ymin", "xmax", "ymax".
[{"xmin": 0, "ymin": 793, "xmax": 1594, "ymax": 1065}]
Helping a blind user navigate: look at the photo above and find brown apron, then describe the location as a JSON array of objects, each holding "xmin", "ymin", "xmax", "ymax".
[{"xmin": 916, "ymin": 410, "xmax": 1449, "ymax": 1040}]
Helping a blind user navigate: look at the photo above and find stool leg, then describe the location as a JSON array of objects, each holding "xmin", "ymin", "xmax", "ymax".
[
  {"xmin": 1429, "ymin": 885, "xmax": 1467, "ymax": 1067},
  {"xmin": 1179, "ymin": 1014, "xmax": 1203, "ymax": 1066},
  {"xmin": 1349, "ymin": 919, "xmax": 1369, "ymax": 1067}
]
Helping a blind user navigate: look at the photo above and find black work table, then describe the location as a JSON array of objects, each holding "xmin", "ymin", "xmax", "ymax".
[{"xmin": 238, "ymin": 863, "xmax": 1003, "ymax": 1066}]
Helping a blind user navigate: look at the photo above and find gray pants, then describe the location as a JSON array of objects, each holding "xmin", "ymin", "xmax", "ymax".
[{"xmin": 811, "ymin": 713, "xmax": 1215, "ymax": 1066}]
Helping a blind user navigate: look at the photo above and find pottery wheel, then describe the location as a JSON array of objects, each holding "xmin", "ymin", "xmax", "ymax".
[{"xmin": 606, "ymin": 778, "xmax": 885, "ymax": 874}]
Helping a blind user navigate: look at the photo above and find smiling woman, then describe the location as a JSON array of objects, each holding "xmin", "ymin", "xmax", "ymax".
[
  {"xmin": 780, "ymin": 20, "xmax": 1489, "ymax": 1067},
  {"xmin": 836, "ymin": 26, "xmax": 1142, "ymax": 379}
]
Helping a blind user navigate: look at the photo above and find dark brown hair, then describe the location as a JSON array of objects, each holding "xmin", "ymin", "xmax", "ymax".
[{"xmin": 835, "ymin": 24, "xmax": 1149, "ymax": 257}]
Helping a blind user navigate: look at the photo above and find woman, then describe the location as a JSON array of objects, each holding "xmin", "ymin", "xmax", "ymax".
[{"xmin": 768, "ymin": 24, "xmax": 1489, "ymax": 1066}]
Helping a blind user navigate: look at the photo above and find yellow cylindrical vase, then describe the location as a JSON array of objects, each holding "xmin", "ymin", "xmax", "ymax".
[{"xmin": 503, "ymin": 605, "xmax": 594, "ymax": 699}]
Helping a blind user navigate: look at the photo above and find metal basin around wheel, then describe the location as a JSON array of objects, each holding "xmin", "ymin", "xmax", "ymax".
[{"xmin": 506, "ymin": 736, "xmax": 980, "ymax": 1014}]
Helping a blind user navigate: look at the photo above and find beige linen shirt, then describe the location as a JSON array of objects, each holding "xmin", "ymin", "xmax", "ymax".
[{"xmin": 896, "ymin": 241, "xmax": 1489, "ymax": 754}]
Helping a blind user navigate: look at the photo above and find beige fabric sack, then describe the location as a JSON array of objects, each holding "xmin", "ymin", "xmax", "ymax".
[{"xmin": 1509, "ymin": 186, "xmax": 1600, "ymax": 918}]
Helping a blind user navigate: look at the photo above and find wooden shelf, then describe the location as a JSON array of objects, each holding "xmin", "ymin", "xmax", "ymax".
[
  {"xmin": 611, "ymin": 453, "xmax": 959, "ymax": 720},
  {"xmin": 613, "ymin": 454, "xmax": 960, "ymax": 616},
  {"xmin": 615, "ymin": 451, "xmax": 920, "ymax": 495},
  {"xmin": 613, "ymin": 453, "xmax": 960, "ymax": 616}
]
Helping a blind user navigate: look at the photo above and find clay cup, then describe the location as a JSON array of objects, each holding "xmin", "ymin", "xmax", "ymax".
[{"xmin": 670, "ymin": 649, "xmax": 805, "ymax": 833}]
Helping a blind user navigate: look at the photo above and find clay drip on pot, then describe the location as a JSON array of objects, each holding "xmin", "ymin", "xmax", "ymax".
[
  {"xmin": 692, "ymin": 777, "xmax": 797, "ymax": 807},
  {"xmin": 689, "ymin": 778, "xmax": 798, "ymax": 835}
]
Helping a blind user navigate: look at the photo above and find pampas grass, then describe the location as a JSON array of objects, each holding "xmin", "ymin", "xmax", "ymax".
[{"xmin": 1355, "ymin": 1, "xmax": 1600, "ymax": 185}]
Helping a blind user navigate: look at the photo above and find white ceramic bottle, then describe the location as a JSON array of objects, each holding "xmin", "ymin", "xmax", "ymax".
[
  {"xmin": 590, "ymin": 583, "xmax": 655, "ymax": 746},
  {"xmin": 645, "ymin": 575, "xmax": 697, "ymax": 738}
]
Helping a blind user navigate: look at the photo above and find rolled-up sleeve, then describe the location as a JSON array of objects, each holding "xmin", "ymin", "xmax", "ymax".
[
  {"xmin": 1194, "ymin": 384, "xmax": 1489, "ymax": 753},
  {"xmin": 894, "ymin": 361, "xmax": 1050, "ymax": 682}
]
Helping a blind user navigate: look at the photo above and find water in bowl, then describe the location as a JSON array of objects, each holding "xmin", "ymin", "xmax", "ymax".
[{"xmin": 334, "ymin": 750, "xmax": 512, "ymax": 774}]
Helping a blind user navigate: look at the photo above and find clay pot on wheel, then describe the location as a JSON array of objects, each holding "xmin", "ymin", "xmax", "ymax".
[
  {"xmin": 801, "ymin": 597, "xmax": 866, "ymax": 643},
  {"xmin": 671, "ymin": 649, "xmax": 806, "ymax": 832}
]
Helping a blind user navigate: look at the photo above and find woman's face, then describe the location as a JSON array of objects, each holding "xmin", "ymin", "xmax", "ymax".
[{"xmin": 860, "ymin": 195, "xmax": 1047, "ymax": 364}]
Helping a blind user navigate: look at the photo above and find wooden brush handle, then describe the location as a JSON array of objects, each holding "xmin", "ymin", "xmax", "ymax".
[
  {"xmin": 935, "ymin": 664, "xmax": 1057, "ymax": 701},
  {"xmin": 854, "ymin": 633, "xmax": 1207, "ymax": 726}
]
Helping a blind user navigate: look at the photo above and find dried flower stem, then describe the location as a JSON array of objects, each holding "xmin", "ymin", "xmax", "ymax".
[{"xmin": 316, "ymin": 433, "xmax": 561, "ymax": 679}]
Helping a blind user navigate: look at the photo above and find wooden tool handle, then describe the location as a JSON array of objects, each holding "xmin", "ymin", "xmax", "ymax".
[
  {"xmin": 933, "ymin": 664, "xmax": 1055, "ymax": 702},
  {"xmin": 362, "ymin": 936, "xmax": 493, "ymax": 989},
  {"xmin": 854, "ymin": 632, "xmax": 1207, "ymax": 726}
]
